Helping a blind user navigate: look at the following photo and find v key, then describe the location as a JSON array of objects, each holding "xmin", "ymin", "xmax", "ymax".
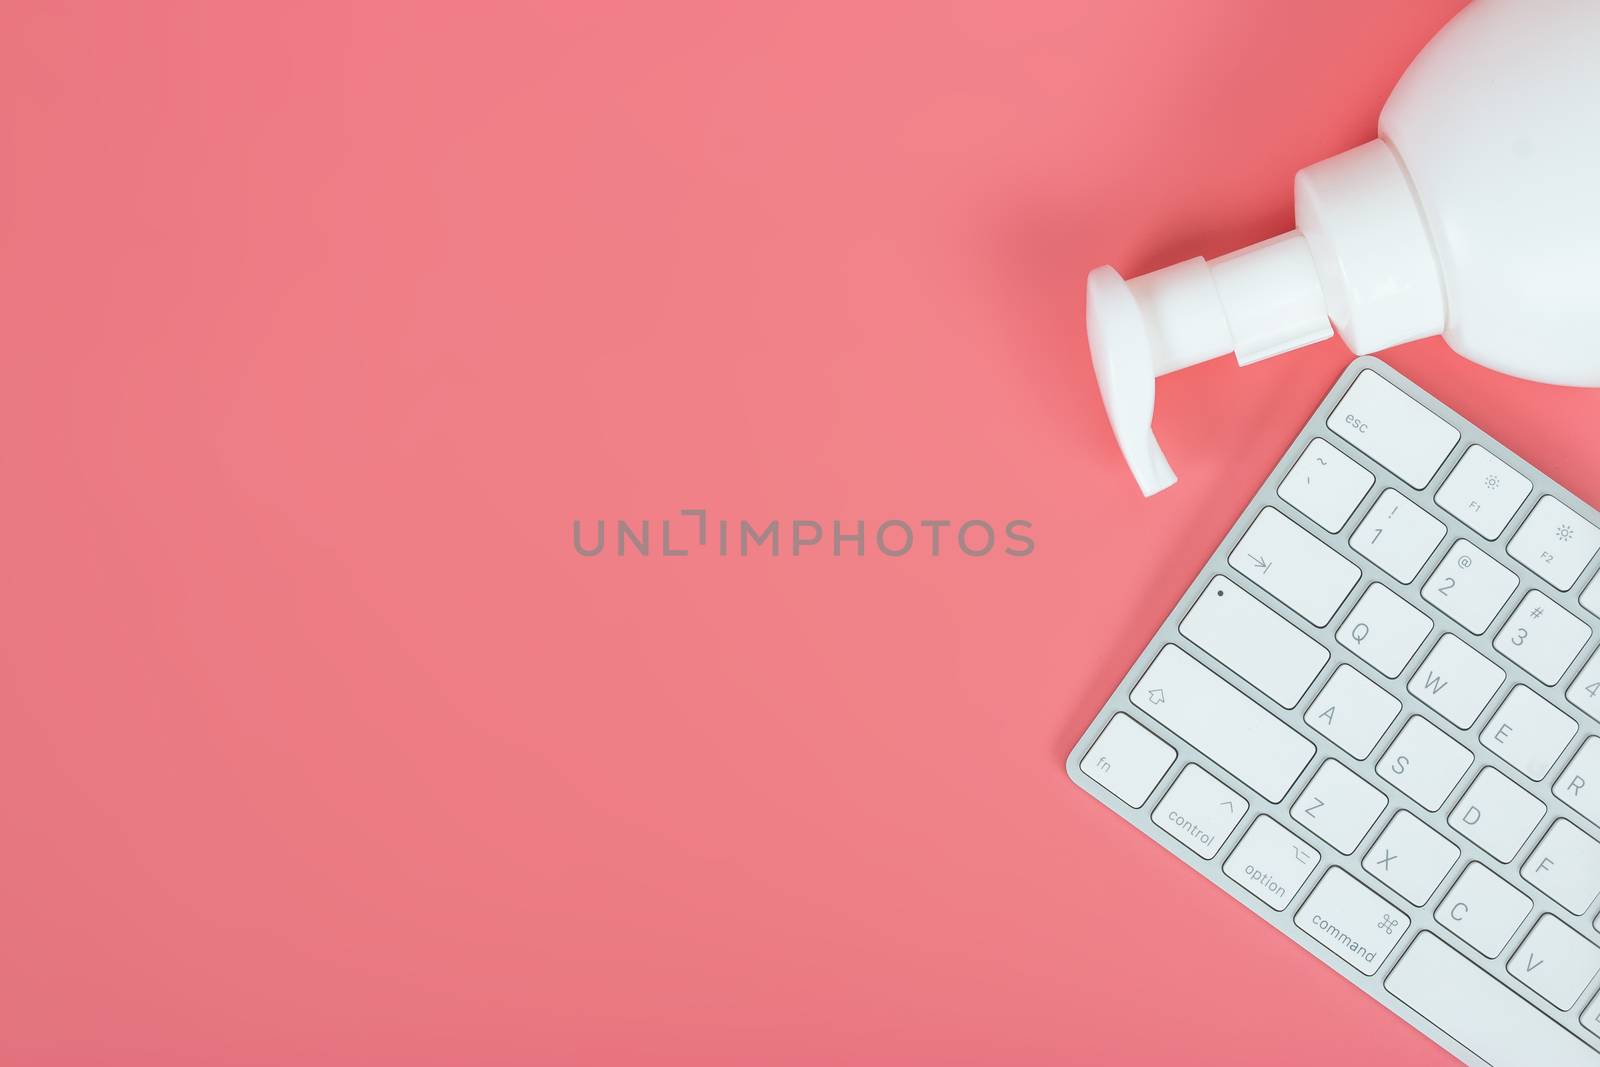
[{"xmin": 1508, "ymin": 916, "xmax": 1600, "ymax": 1012}]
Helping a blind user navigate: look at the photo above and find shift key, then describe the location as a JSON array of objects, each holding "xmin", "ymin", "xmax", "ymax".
[{"xmin": 1133, "ymin": 645, "xmax": 1315, "ymax": 802}]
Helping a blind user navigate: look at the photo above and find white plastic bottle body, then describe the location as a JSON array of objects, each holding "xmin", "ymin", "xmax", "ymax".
[
  {"xmin": 1086, "ymin": 0, "xmax": 1600, "ymax": 495},
  {"xmin": 1380, "ymin": 0, "xmax": 1600, "ymax": 387}
]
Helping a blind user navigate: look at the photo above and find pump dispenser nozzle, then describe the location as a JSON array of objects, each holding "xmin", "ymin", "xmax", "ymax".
[
  {"xmin": 1088, "ymin": 233, "xmax": 1333, "ymax": 494},
  {"xmin": 1088, "ymin": 138, "xmax": 1448, "ymax": 495}
]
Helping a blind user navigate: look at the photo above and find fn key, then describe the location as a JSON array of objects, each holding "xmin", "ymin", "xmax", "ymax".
[{"xmin": 1079, "ymin": 713, "xmax": 1175, "ymax": 807}]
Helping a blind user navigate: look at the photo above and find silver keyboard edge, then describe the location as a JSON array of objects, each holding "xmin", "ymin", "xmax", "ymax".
[{"xmin": 1067, "ymin": 355, "xmax": 1600, "ymax": 1067}]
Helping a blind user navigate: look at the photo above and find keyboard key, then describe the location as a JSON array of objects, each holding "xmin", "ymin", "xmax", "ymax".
[
  {"xmin": 1585, "ymin": 571, "xmax": 1600, "ymax": 616},
  {"xmin": 1522, "ymin": 818, "xmax": 1600, "ymax": 915},
  {"xmin": 1509, "ymin": 915, "xmax": 1600, "ymax": 1011},
  {"xmin": 1509, "ymin": 495, "xmax": 1600, "ymax": 592},
  {"xmin": 1224, "ymin": 815, "xmax": 1319, "ymax": 912},
  {"xmin": 1494, "ymin": 590, "xmax": 1592, "ymax": 686},
  {"xmin": 1328, "ymin": 369, "xmax": 1459, "ymax": 490},
  {"xmin": 1362, "ymin": 810, "xmax": 1460, "ymax": 906},
  {"xmin": 1449, "ymin": 767, "xmax": 1547, "ymax": 862},
  {"xmin": 1277, "ymin": 438, "xmax": 1374, "ymax": 534},
  {"xmin": 1435, "ymin": 861, "xmax": 1532, "ymax": 957},
  {"xmin": 1352, "ymin": 488, "xmax": 1446, "ymax": 583},
  {"xmin": 1408, "ymin": 634, "xmax": 1506, "ymax": 729},
  {"xmin": 1481, "ymin": 685, "xmax": 1577, "ymax": 781},
  {"xmin": 1227, "ymin": 507, "xmax": 1361, "ymax": 626},
  {"xmin": 1555, "ymin": 738, "xmax": 1600, "ymax": 827},
  {"xmin": 1292, "ymin": 760, "xmax": 1386, "ymax": 854},
  {"xmin": 1571, "ymin": 647, "xmax": 1600, "ymax": 722},
  {"xmin": 1337, "ymin": 583, "xmax": 1432, "ymax": 678},
  {"xmin": 1152, "ymin": 764, "xmax": 1246, "ymax": 859},
  {"xmin": 1377, "ymin": 715, "xmax": 1472, "ymax": 812},
  {"xmin": 1434, "ymin": 444, "xmax": 1533, "ymax": 540},
  {"xmin": 1568, "ymin": 652, "xmax": 1600, "ymax": 735},
  {"xmin": 1387, "ymin": 932, "xmax": 1600, "ymax": 1067},
  {"xmin": 1132, "ymin": 646, "xmax": 1314, "ymax": 803},
  {"xmin": 1420, "ymin": 539, "xmax": 1518, "ymax": 635},
  {"xmin": 1304, "ymin": 664, "xmax": 1401, "ymax": 759},
  {"xmin": 1294, "ymin": 867, "xmax": 1409, "ymax": 976},
  {"xmin": 1080, "ymin": 713, "xmax": 1176, "ymax": 806},
  {"xmin": 1179, "ymin": 575, "xmax": 1329, "ymax": 708}
]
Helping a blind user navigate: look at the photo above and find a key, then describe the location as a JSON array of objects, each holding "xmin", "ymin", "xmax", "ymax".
[
  {"xmin": 1434, "ymin": 444, "xmax": 1533, "ymax": 541},
  {"xmin": 1448, "ymin": 767, "xmax": 1546, "ymax": 863},
  {"xmin": 1152, "ymin": 764, "xmax": 1246, "ymax": 859},
  {"xmin": 1494, "ymin": 590, "xmax": 1592, "ymax": 686},
  {"xmin": 1555, "ymin": 738, "xmax": 1600, "ymax": 827},
  {"xmin": 1480, "ymin": 685, "xmax": 1578, "ymax": 781},
  {"xmin": 1377, "ymin": 715, "xmax": 1472, "ymax": 812},
  {"xmin": 1420, "ymin": 539, "xmax": 1517, "ymax": 635},
  {"xmin": 1079, "ymin": 713, "xmax": 1176, "ymax": 807},
  {"xmin": 1388, "ymin": 933, "xmax": 1600, "ymax": 1067},
  {"xmin": 1223, "ymin": 815, "xmax": 1320, "ymax": 912},
  {"xmin": 1294, "ymin": 867, "xmax": 1409, "ymax": 976},
  {"xmin": 1435, "ymin": 861, "xmax": 1532, "ymax": 957},
  {"xmin": 1291, "ymin": 760, "xmax": 1386, "ymax": 854},
  {"xmin": 1179, "ymin": 575, "xmax": 1329, "ymax": 708},
  {"xmin": 1570, "ymin": 647, "xmax": 1600, "ymax": 721},
  {"xmin": 1352, "ymin": 488, "xmax": 1446, "ymax": 583},
  {"xmin": 1276, "ymin": 438, "xmax": 1374, "ymax": 534},
  {"xmin": 1304, "ymin": 664, "xmax": 1401, "ymax": 759},
  {"xmin": 1585, "ymin": 570, "xmax": 1600, "ymax": 616},
  {"xmin": 1522, "ymin": 818, "xmax": 1600, "ymax": 915},
  {"xmin": 1327, "ymin": 369, "xmax": 1459, "ymax": 490},
  {"xmin": 1508, "ymin": 915, "xmax": 1600, "ymax": 1011},
  {"xmin": 1131, "ymin": 646, "xmax": 1315, "ymax": 803},
  {"xmin": 1362, "ymin": 810, "xmax": 1460, "ymax": 906},
  {"xmin": 1337, "ymin": 583, "xmax": 1432, "ymax": 678},
  {"xmin": 1408, "ymin": 633, "xmax": 1506, "ymax": 729},
  {"xmin": 1509, "ymin": 495, "xmax": 1600, "ymax": 592},
  {"xmin": 1227, "ymin": 506, "xmax": 1361, "ymax": 626}
]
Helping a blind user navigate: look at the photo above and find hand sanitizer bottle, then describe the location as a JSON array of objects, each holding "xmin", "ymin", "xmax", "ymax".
[{"xmin": 1088, "ymin": 0, "xmax": 1600, "ymax": 496}]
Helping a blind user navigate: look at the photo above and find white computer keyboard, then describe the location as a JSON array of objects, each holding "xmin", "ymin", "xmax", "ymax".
[{"xmin": 1068, "ymin": 357, "xmax": 1600, "ymax": 1067}]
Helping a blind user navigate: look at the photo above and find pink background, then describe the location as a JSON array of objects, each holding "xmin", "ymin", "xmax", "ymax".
[{"xmin": 5, "ymin": 1, "xmax": 1600, "ymax": 1063}]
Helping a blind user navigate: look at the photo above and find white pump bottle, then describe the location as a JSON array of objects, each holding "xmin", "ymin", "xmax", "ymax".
[{"xmin": 1089, "ymin": 0, "xmax": 1600, "ymax": 496}]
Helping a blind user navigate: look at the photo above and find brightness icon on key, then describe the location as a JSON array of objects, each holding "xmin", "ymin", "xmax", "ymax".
[{"xmin": 1557, "ymin": 524, "xmax": 1574, "ymax": 542}]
